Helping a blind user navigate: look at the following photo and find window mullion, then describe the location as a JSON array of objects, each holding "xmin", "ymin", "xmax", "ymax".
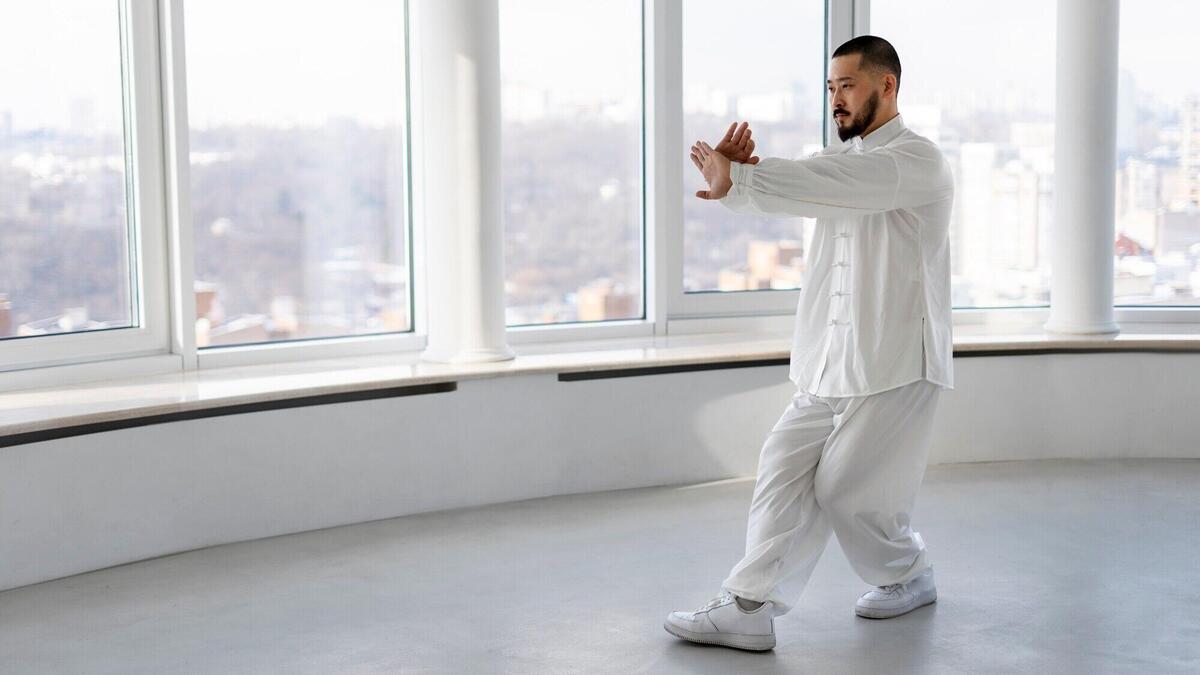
[
  {"xmin": 646, "ymin": 0, "xmax": 682, "ymax": 333},
  {"xmin": 158, "ymin": 0, "xmax": 199, "ymax": 370}
]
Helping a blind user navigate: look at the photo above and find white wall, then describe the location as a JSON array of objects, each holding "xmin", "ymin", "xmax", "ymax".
[{"xmin": 2, "ymin": 351, "xmax": 1197, "ymax": 592}]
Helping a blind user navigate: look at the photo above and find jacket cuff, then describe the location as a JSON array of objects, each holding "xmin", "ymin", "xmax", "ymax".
[{"xmin": 729, "ymin": 161, "xmax": 756, "ymax": 188}]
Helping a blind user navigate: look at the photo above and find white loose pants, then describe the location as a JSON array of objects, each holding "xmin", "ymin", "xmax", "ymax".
[{"xmin": 720, "ymin": 378, "xmax": 941, "ymax": 618}]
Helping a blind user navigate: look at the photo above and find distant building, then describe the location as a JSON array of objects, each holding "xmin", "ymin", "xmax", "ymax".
[
  {"xmin": 953, "ymin": 140, "xmax": 1051, "ymax": 305},
  {"xmin": 717, "ymin": 265, "xmax": 770, "ymax": 292},
  {"xmin": 718, "ymin": 239, "xmax": 805, "ymax": 291},
  {"xmin": 204, "ymin": 315, "xmax": 271, "ymax": 346},
  {"xmin": 769, "ymin": 264, "xmax": 805, "ymax": 290},
  {"xmin": 0, "ymin": 294, "xmax": 11, "ymax": 337},
  {"xmin": 1118, "ymin": 158, "xmax": 1161, "ymax": 214},
  {"xmin": 16, "ymin": 308, "xmax": 95, "ymax": 337},
  {"xmin": 576, "ymin": 278, "xmax": 638, "ymax": 321},
  {"xmin": 1157, "ymin": 209, "xmax": 1200, "ymax": 259},
  {"xmin": 1116, "ymin": 158, "xmax": 1161, "ymax": 250},
  {"xmin": 1181, "ymin": 96, "xmax": 1200, "ymax": 207},
  {"xmin": 1114, "ymin": 256, "xmax": 1156, "ymax": 300},
  {"xmin": 1116, "ymin": 69, "xmax": 1137, "ymax": 157},
  {"xmin": 955, "ymin": 142, "xmax": 997, "ymax": 287},
  {"xmin": 748, "ymin": 239, "xmax": 802, "ymax": 280},
  {"xmin": 1115, "ymin": 232, "xmax": 1151, "ymax": 258},
  {"xmin": 194, "ymin": 281, "xmax": 220, "ymax": 323}
]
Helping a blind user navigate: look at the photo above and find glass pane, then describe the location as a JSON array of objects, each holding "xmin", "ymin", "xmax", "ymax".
[
  {"xmin": 0, "ymin": 1, "xmax": 133, "ymax": 339},
  {"xmin": 186, "ymin": 1, "xmax": 410, "ymax": 347},
  {"xmin": 1115, "ymin": 1, "xmax": 1200, "ymax": 306},
  {"xmin": 499, "ymin": 0, "xmax": 643, "ymax": 325},
  {"xmin": 682, "ymin": 0, "xmax": 825, "ymax": 293},
  {"xmin": 874, "ymin": 0, "xmax": 1055, "ymax": 308}
]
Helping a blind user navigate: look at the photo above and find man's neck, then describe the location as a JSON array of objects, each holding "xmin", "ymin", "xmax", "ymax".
[{"xmin": 860, "ymin": 110, "xmax": 899, "ymax": 139}]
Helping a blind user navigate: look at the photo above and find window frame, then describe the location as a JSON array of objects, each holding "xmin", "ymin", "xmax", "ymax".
[
  {"xmin": 1111, "ymin": 0, "xmax": 1200, "ymax": 315},
  {"xmin": 661, "ymin": 0, "xmax": 847, "ymax": 325},
  {"xmin": 495, "ymin": 0, "xmax": 654, "ymax": 341},
  {"xmin": 3, "ymin": 0, "xmax": 1200, "ymax": 390},
  {"xmin": 175, "ymin": 0, "xmax": 425, "ymax": 369},
  {"xmin": 0, "ymin": 0, "xmax": 171, "ymax": 373}
]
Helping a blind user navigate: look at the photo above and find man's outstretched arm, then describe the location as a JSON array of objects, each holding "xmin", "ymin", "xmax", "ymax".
[{"xmin": 692, "ymin": 139, "xmax": 953, "ymax": 219}]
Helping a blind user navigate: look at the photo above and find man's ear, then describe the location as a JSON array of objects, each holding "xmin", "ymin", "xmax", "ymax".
[{"xmin": 884, "ymin": 73, "xmax": 897, "ymax": 97}]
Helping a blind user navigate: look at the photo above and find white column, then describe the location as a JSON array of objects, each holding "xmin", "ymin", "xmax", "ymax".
[
  {"xmin": 411, "ymin": 0, "xmax": 515, "ymax": 364},
  {"xmin": 1045, "ymin": 0, "xmax": 1120, "ymax": 335}
]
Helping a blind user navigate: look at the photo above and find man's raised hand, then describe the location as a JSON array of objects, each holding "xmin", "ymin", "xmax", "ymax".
[
  {"xmin": 689, "ymin": 141, "xmax": 732, "ymax": 200},
  {"xmin": 714, "ymin": 121, "xmax": 760, "ymax": 165}
]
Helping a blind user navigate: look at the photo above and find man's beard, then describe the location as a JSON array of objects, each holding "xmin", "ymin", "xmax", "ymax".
[{"xmin": 835, "ymin": 90, "xmax": 881, "ymax": 142}]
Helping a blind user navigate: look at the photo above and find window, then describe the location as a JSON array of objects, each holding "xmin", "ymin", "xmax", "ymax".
[
  {"xmin": 499, "ymin": 0, "xmax": 644, "ymax": 326},
  {"xmin": 0, "ymin": 2, "xmax": 133, "ymax": 340},
  {"xmin": 186, "ymin": 0, "xmax": 411, "ymax": 348},
  {"xmin": 1114, "ymin": 0, "xmax": 1200, "ymax": 307},
  {"xmin": 681, "ymin": 0, "xmax": 826, "ymax": 294},
  {"xmin": 874, "ymin": 0, "xmax": 1056, "ymax": 309}
]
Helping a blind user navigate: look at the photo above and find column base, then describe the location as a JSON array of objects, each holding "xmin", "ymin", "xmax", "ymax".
[
  {"xmin": 420, "ymin": 345, "xmax": 516, "ymax": 364},
  {"xmin": 1042, "ymin": 319, "xmax": 1120, "ymax": 336}
]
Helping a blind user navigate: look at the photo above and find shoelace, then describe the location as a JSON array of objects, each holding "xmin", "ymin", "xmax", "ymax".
[
  {"xmin": 698, "ymin": 592, "xmax": 733, "ymax": 612},
  {"xmin": 874, "ymin": 582, "xmax": 904, "ymax": 596}
]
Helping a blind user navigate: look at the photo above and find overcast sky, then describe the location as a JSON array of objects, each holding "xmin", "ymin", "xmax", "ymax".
[{"xmin": 1, "ymin": 1, "xmax": 1196, "ymax": 132}]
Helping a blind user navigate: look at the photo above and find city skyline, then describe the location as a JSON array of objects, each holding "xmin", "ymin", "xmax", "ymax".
[
  {"xmin": 4, "ymin": 1, "xmax": 1200, "ymax": 342},
  {"xmin": 6, "ymin": 81, "xmax": 1199, "ymax": 340}
]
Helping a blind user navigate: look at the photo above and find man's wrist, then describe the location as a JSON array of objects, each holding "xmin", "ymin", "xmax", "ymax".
[{"xmin": 729, "ymin": 161, "xmax": 755, "ymax": 187}]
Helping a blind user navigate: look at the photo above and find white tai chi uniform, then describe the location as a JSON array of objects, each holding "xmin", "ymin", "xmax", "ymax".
[{"xmin": 716, "ymin": 112, "xmax": 956, "ymax": 618}]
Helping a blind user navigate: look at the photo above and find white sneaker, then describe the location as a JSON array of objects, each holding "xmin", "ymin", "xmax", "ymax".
[
  {"xmin": 664, "ymin": 591, "xmax": 776, "ymax": 651},
  {"xmin": 855, "ymin": 566, "xmax": 937, "ymax": 619}
]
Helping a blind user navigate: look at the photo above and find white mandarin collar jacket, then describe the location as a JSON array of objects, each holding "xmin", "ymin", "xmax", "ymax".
[{"xmin": 720, "ymin": 112, "xmax": 955, "ymax": 397}]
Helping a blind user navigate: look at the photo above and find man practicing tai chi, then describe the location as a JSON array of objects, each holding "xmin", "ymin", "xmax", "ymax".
[{"xmin": 664, "ymin": 35, "xmax": 955, "ymax": 652}]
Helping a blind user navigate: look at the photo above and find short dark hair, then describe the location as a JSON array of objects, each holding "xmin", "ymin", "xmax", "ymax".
[{"xmin": 832, "ymin": 35, "xmax": 901, "ymax": 94}]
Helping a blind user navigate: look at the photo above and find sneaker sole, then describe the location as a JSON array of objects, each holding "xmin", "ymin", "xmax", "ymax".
[
  {"xmin": 663, "ymin": 620, "xmax": 775, "ymax": 651},
  {"xmin": 854, "ymin": 589, "xmax": 937, "ymax": 619}
]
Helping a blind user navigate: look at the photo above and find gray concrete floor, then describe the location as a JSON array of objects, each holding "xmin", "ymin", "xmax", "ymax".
[{"xmin": 1, "ymin": 458, "xmax": 1198, "ymax": 674}]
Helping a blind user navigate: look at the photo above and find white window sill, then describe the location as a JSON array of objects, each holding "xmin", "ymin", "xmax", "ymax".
[{"xmin": 2, "ymin": 327, "xmax": 1199, "ymax": 445}]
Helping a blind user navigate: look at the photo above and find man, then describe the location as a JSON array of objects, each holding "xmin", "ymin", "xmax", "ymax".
[{"xmin": 663, "ymin": 35, "xmax": 955, "ymax": 652}]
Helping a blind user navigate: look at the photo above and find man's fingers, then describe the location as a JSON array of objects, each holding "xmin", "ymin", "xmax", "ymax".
[
  {"xmin": 748, "ymin": 156, "xmax": 761, "ymax": 165},
  {"xmin": 689, "ymin": 152, "xmax": 703, "ymax": 171},
  {"xmin": 720, "ymin": 122, "xmax": 736, "ymax": 143},
  {"xmin": 730, "ymin": 121, "xmax": 748, "ymax": 144}
]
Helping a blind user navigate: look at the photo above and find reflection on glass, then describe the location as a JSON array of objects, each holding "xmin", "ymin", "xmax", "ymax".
[
  {"xmin": 682, "ymin": 0, "xmax": 825, "ymax": 293},
  {"xmin": 875, "ymin": 0, "xmax": 1055, "ymax": 308},
  {"xmin": 186, "ymin": 0, "xmax": 410, "ymax": 347},
  {"xmin": 1115, "ymin": 0, "xmax": 1200, "ymax": 306},
  {"xmin": 0, "ymin": 2, "xmax": 132, "ymax": 339},
  {"xmin": 499, "ymin": 0, "xmax": 643, "ymax": 326}
]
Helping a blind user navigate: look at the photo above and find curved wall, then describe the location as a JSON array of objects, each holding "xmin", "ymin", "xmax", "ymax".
[{"xmin": 2, "ymin": 351, "xmax": 1197, "ymax": 591}]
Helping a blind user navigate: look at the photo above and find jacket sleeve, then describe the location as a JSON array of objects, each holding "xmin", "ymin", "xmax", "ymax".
[{"xmin": 719, "ymin": 140, "xmax": 953, "ymax": 219}]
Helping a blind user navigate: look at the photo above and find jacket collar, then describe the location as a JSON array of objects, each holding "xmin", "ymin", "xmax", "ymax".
[{"xmin": 857, "ymin": 112, "xmax": 906, "ymax": 151}]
